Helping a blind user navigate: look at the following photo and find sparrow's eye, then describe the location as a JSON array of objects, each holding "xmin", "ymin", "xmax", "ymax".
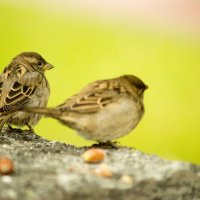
[{"xmin": 37, "ymin": 61, "xmax": 42, "ymax": 67}]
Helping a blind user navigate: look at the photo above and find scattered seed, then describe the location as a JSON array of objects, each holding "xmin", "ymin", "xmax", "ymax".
[
  {"xmin": 120, "ymin": 175, "xmax": 133, "ymax": 184},
  {"xmin": 82, "ymin": 148, "xmax": 105, "ymax": 163},
  {"xmin": 94, "ymin": 164, "xmax": 112, "ymax": 178},
  {"xmin": 0, "ymin": 157, "xmax": 14, "ymax": 175}
]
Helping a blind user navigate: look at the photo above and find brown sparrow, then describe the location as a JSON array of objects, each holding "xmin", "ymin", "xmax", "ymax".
[
  {"xmin": 0, "ymin": 52, "xmax": 53, "ymax": 132},
  {"xmin": 23, "ymin": 75, "xmax": 148, "ymax": 144}
]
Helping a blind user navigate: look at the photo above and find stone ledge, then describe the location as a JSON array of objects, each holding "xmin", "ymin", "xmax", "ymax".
[{"xmin": 0, "ymin": 130, "xmax": 200, "ymax": 200}]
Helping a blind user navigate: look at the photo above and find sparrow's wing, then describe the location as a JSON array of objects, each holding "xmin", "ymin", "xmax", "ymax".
[
  {"xmin": 0, "ymin": 65, "xmax": 43, "ymax": 113},
  {"xmin": 58, "ymin": 79, "xmax": 124, "ymax": 114}
]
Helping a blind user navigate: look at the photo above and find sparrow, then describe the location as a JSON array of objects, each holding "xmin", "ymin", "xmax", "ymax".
[
  {"xmin": 23, "ymin": 75, "xmax": 148, "ymax": 145},
  {"xmin": 0, "ymin": 52, "xmax": 53, "ymax": 132}
]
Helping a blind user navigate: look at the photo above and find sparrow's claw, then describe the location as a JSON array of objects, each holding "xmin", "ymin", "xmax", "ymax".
[
  {"xmin": 25, "ymin": 123, "xmax": 35, "ymax": 133},
  {"xmin": 91, "ymin": 141, "xmax": 120, "ymax": 149}
]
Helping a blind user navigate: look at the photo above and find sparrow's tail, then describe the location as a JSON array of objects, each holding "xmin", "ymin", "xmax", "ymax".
[{"xmin": 24, "ymin": 107, "xmax": 62, "ymax": 119}]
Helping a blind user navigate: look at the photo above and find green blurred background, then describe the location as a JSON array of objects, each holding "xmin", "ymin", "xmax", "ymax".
[{"xmin": 0, "ymin": 1, "xmax": 200, "ymax": 163}]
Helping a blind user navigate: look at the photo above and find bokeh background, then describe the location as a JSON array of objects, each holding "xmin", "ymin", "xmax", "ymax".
[{"xmin": 0, "ymin": 0, "xmax": 200, "ymax": 163}]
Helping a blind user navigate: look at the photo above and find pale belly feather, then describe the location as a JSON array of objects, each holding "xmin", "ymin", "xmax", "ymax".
[{"xmin": 64, "ymin": 97, "xmax": 143, "ymax": 142}]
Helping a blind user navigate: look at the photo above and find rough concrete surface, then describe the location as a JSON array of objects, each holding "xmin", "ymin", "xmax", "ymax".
[{"xmin": 0, "ymin": 129, "xmax": 200, "ymax": 200}]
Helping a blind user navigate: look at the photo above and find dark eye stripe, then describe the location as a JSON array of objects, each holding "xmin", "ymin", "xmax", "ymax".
[{"xmin": 37, "ymin": 61, "xmax": 42, "ymax": 66}]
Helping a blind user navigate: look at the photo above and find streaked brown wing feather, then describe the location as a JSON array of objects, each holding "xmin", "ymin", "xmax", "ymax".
[
  {"xmin": 0, "ymin": 68, "xmax": 42, "ymax": 113},
  {"xmin": 59, "ymin": 79, "xmax": 122, "ymax": 114},
  {"xmin": 0, "ymin": 82, "xmax": 35, "ymax": 112}
]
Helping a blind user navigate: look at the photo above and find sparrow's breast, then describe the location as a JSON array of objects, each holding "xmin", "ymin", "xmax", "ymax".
[{"xmin": 74, "ymin": 95, "xmax": 144, "ymax": 142}]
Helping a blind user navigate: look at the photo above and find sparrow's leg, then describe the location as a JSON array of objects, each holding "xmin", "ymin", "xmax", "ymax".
[
  {"xmin": 91, "ymin": 141, "xmax": 134, "ymax": 149},
  {"xmin": 25, "ymin": 123, "xmax": 35, "ymax": 133},
  {"xmin": 7, "ymin": 124, "xmax": 14, "ymax": 131}
]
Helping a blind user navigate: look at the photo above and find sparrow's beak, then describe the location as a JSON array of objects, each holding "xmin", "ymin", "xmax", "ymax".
[{"xmin": 43, "ymin": 63, "xmax": 54, "ymax": 71}]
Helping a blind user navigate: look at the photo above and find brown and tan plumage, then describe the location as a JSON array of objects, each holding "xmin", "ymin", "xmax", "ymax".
[
  {"xmin": 23, "ymin": 75, "xmax": 148, "ymax": 143},
  {"xmin": 0, "ymin": 52, "xmax": 53, "ymax": 132}
]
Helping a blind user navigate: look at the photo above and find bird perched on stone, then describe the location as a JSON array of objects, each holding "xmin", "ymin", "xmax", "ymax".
[
  {"xmin": 23, "ymin": 74, "xmax": 147, "ymax": 145},
  {"xmin": 0, "ymin": 52, "xmax": 53, "ymax": 132}
]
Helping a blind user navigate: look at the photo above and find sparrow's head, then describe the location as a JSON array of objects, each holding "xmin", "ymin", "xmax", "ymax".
[
  {"xmin": 123, "ymin": 75, "xmax": 148, "ymax": 97},
  {"xmin": 13, "ymin": 52, "xmax": 54, "ymax": 73}
]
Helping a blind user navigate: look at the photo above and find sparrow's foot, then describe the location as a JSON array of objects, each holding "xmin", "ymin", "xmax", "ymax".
[
  {"xmin": 7, "ymin": 125, "xmax": 23, "ymax": 133},
  {"xmin": 91, "ymin": 141, "xmax": 120, "ymax": 149}
]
